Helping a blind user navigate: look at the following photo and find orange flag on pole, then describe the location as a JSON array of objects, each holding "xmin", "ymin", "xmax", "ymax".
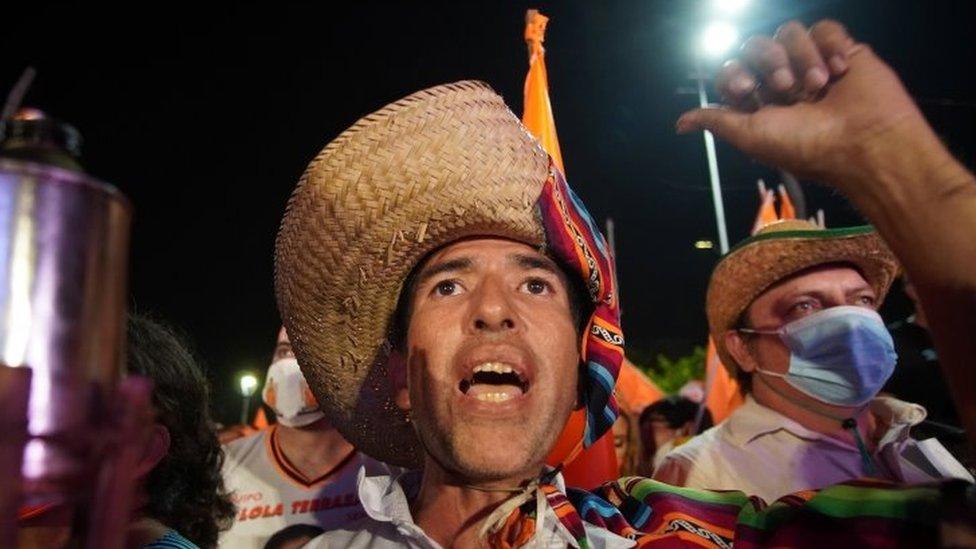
[
  {"xmin": 752, "ymin": 184, "xmax": 778, "ymax": 235},
  {"xmin": 523, "ymin": 9, "xmax": 565, "ymax": 174},
  {"xmin": 521, "ymin": 9, "xmax": 618, "ymax": 488},
  {"xmin": 778, "ymin": 184, "xmax": 796, "ymax": 220}
]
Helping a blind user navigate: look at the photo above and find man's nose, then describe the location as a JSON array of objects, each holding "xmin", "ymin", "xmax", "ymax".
[{"xmin": 468, "ymin": 278, "xmax": 517, "ymax": 333}]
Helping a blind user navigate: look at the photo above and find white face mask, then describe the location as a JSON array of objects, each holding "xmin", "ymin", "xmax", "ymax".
[{"xmin": 262, "ymin": 358, "xmax": 325, "ymax": 428}]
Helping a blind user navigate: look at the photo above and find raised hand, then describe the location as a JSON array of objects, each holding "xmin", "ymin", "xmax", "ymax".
[{"xmin": 676, "ymin": 20, "xmax": 937, "ymax": 191}]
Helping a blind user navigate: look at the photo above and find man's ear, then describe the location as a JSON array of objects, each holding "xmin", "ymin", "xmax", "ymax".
[
  {"xmin": 133, "ymin": 424, "xmax": 170, "ymax": 480},
  {"xmin": 388, "ymin": 349, "xmax": 411, "ymax": 412},
  {"xmin": 724, "ymin": 329, "xmax": 758, "ymax": 374}
]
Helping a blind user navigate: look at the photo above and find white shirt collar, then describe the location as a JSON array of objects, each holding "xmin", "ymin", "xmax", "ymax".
[
  {"xmin": 727, "ymin": 395, "xmax": 926, "ymax": 449},
  {"xmin": 355, "ymin": 467, "xmax": 634, "ymax": 548}
]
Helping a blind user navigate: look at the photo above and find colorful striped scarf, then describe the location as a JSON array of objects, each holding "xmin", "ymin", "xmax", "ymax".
[{"xmin": 536, "ymin": 164, "xmax": 624, "ymax": 448}]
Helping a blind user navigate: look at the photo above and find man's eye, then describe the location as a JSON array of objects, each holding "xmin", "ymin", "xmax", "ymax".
[
  {"xmin": 790, "ymin": 300, "xmax": 818, "ymax": 316},
  {"xmin": 856, "ymin": 294, "xmax": 877, "ymax": 307},
  {"xmin": 522, "ymin": 278, "xmax": 551, "ymax": 295},
  {"xmin": 434, "ymin": 280, "xmax": 461, "ymax": 296}
]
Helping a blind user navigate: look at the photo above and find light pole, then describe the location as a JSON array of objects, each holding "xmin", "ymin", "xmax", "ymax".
[
  {"xmin": 694, "ymin": 20, "xmax": 740, "ymax": 255},
  {"xmin": 238, "ymin": 373, "xmax": 258, "ymax": 425}
]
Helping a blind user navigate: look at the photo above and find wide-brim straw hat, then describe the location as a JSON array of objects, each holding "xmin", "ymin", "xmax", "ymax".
[
  {"xmin": 274, "ymin": 81, "xmax": 553, "ymax": 467},
  {"xmin": 707, "ymin": 219, "xmax": 899, "ymax": 374}
]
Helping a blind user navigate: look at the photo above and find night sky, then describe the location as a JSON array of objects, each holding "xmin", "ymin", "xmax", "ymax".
[{"xmin": 4, "ymin": 1, "xmax": 974, "ymax": 423}]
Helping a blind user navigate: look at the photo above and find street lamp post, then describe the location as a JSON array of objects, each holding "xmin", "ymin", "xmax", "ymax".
[
  {"xmin": 694, "ymin": 20, "xmax": 742, "ymax": 255},
  {"xmin": 239, "ymin": 373, "xmax": 258, "ymax": 425},
  {"xmin": 694, "ymin": 62, "xmax": 730, "ymax": 255}
]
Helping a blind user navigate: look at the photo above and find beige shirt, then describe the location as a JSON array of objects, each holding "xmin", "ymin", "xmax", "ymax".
[{"xmin": 653, "ymin": 395, "xmax": 969, "ymax": 502}]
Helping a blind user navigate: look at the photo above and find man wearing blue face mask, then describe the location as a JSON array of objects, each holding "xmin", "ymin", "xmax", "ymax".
[{"xmin": 654, "ymin": 219, "xmax": 973, "ymax": 501}]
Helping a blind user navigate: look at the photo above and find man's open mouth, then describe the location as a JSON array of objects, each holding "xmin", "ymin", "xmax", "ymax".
[{"xmin": 458, "ymin": 362, "xmax": 529, "ymax": 403}]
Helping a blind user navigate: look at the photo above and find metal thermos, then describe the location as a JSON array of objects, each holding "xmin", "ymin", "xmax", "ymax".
[{"xmin": 0, "ymin": 110, "xmax": 131, "ymax": 506}]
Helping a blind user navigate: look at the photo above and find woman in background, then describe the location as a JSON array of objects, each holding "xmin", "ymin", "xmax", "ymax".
[{"xmin": 125, "ymin": 314, "xmax": 235, "ymax": 548}]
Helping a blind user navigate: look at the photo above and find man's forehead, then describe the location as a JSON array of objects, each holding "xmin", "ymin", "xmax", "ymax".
[
  {"xmin": 419, "ymin": 237, "xmax": 551, "ymax": 268},
  {"xmin": 756, "ymin": 263, "xmax": 872, "ymax": 304}
]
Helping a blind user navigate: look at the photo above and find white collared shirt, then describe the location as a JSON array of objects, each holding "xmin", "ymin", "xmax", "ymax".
[
  {"xmin": 653, "ymin": 395, "xmax": 971, "ymax": 502},
  {"xmin": 304, "ymin": 468, "xmax": 635, "ymax": 548}
]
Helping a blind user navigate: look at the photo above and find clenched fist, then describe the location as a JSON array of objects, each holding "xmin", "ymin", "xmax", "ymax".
[{"xmin": 676, "ymin": 20, "xmax": 939, "ymax": 192}]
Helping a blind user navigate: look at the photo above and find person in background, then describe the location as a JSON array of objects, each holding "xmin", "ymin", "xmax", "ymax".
[
  {"xmin": 883, "ymin": 276, "xmax": 972, "ymax": 472},
  {"xmin": 637, "ymin": 396, "xmax": 710, "ymax": 476},
  {"xmin": 218, "ymin": 327, "xmax": 394, "ymax": 548},
  {"xmin": 611, "ymin": 413, "xmax": 642, "ymax": 476},
  {"xmin": 883, "ymin": 275, "xmax": 959, "ymax": 426},
  {"xmin": 654, "ymin": 221, "xmax": 973, "ymax": 500},
  {"xmin": 126, "ymin": 313, "xmax": 235, "ymax": 548}
]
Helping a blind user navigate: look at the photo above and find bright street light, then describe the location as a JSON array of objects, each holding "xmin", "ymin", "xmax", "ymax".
[
  {"xmin": 713, "ymin": 0, "xmax": 749, "ymax": 15},
  {"xmin": 238, "ymin": 372, "xmax": 259, "ymax": 424},
  {"xmin": 701, "ymin": 21, "xmax": 739, "ymax": 57},
  {"xmin": 694, "ymin": 240, "xmax": 715, "ymax": 250},
  {"xmin": 239, "ymin": 373, "xmax": 258, "ymax": 397}
]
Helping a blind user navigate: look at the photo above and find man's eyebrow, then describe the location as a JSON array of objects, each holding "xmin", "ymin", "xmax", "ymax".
[
  {"xmin": 512, "ymin": 253, "xmax": 559, "ymax": 275},
  {"xmin": 844, "ymin": 283, "xmax": 875, "ymax": 295},
  {"xmin": 415, "ymin": 257, "xmax": 473, "ymax": 286}
]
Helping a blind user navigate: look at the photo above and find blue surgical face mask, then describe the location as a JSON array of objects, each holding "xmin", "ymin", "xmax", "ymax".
[{"xmin": 740, "ymin": 305, "xmax": 898, "ymax": 407}]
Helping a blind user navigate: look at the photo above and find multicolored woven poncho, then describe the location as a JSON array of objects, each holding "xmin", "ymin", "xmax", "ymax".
[{"xmin": 566, "ymin": 476, "xmax": 968, "ymax": 548}]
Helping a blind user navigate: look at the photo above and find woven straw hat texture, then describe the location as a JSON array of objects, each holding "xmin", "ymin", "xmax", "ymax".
[
  {"xmin": 707, "ymin": 220, "xmax": 899, "ymax": 374},
  {"xmin": 275, "ymin": 81, "xmax": 550, "ymax": 467}
]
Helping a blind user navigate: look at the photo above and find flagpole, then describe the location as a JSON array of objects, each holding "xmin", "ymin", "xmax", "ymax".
[
  {"xmin": 605, "ymin": 218, "xmax": 620, "ymax": 316},
  {"xmin": 695, "ymin": 61, "xmax": 730, "ymax": 255}
]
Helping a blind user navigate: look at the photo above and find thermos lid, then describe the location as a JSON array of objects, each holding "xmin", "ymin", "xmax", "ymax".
[{"xmin": 0, "ymin": 108, "xmax": 84, "ymax": 172}]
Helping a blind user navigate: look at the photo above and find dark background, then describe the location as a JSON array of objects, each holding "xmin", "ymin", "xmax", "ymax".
[{"xmin": 3, "ymin": 1, "xmax": 973, "ymax": 424}]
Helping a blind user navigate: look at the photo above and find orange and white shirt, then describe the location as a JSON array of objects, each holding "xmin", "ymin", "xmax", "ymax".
[{"xmin": 218, "ymin": 426, "xmax": 395, "ymax": 549}]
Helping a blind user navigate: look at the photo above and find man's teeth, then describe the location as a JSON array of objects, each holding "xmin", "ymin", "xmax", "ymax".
[
  {"xmin": 473, "ymin": 362, "xmax": 516, "ymax": 374},
  {"xmin": 473, "ymin": 392, "xmax": 515, "ymax": 403}
]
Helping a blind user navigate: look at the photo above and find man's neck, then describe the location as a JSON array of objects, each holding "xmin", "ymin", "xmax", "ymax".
[
  {"xmin": 411, "ymin": 457, "xmax": 545, "ymax": 548},
  {"xmin": 752, "ymin": 378, "xmax": 878, "ymax": 449},
  {"xmin": 274, "ymin": 419, "xmax": 355, "ymax": 482}
]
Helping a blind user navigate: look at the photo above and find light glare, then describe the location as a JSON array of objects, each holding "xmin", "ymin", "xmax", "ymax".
[
  {"xmin": 239, "ymin": 374, "xmax": 258, "ymax": 396},
  {"xmin": 713, "ymin": 0, "xmax": 749, "ymax": 14},
  {"xmin": 701, "ymin": 22, "xmax": 739, "ymax": 57}
]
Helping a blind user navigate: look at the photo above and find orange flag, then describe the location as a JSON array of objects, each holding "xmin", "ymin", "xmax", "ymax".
[
  {"xmin": 752, "ymin": 188, "xmax": 778, "ymax": 235},
  {"xmin": 703, "ymin": 338, "xmax": 743, "ymax": 424},
  {"xmin": 778, "ymin": 184, "xmax": 796, "ymax": 220},
  {"xmin": 521, "ymin": 9, "xmax": 618, "ymax": 487},
  {"xmin": 523, "ymin": 9, "xmax": 565, "ymax": 173},
  {"xmin": 616, "ymin": 358, "xmax": 664, "ymax": 416}
]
